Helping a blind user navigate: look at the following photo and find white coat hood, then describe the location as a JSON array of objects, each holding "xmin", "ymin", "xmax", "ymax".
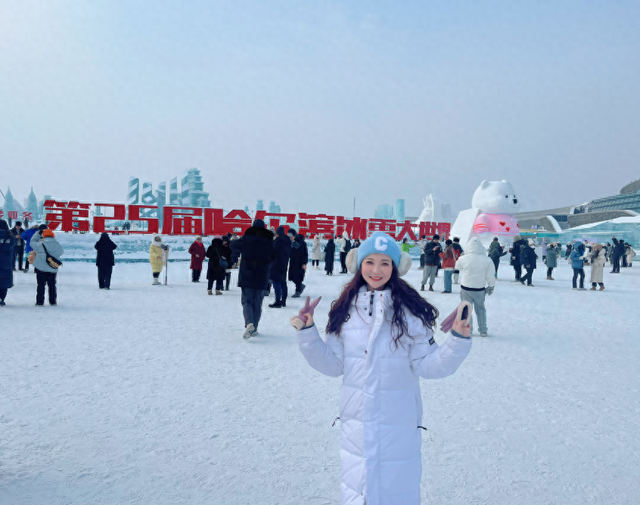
[{"xmin": 455, "ymin": 237, "xmax": 495, "ymax": 289}]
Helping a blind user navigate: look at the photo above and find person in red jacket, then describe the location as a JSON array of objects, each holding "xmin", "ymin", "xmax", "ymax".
[
  {"xmin": 439, "ymin": 239, "xmax": 458, "ymax": 293},
  {"xmin": 188, "ymin": 236, "xmax": 206, "ymax": 282}
]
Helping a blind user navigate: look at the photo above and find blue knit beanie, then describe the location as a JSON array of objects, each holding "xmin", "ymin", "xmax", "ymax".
[{"xmin": 356, "ymin": 232, "xmax": 401, "ymax": 270}]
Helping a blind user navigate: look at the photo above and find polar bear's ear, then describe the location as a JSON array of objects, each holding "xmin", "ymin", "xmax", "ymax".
[
  {"xmin": 480, "ymin": 180, "xmax": 490, "ymax": 189},
  {"xmin": 346, "ymin": 249, "xmax": 358, "ymax": 274},
  {"xmin": 398, "ymin": 252, "xmax": 412, "ymax": 277}
]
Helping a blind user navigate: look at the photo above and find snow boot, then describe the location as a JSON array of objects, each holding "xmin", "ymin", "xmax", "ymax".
[
  {"xmin": 215, "ymin": 290, "xmax": 223, "ymax": 295},
  {"xmin": 243, "ymin": 323, "xmax": 255, "ymax": 339},
  {"xmin": 590, "ymin": 286, "xmax": 597, "ymax": 291},
  {"xmin": 269, "ymin": 301, "xmax": 283, "ymax": 308},
  {"xmin": 300, "ymin": 283, "xmax": 306, "ymax": 295},
  {"xmin": 599, "ymin": 285, "xmax": 605, "ymax": 291},
  {"xmin": 420, "ymin": 285, "xmax": 425, "ymax": 291},
  {"xmin": 282, "ymin": 299, "xmax": 287, "ymax": 307},
  {"xmin": 480, "ymin": 332, "xmax": 488, "ymax": 337},
  {"xmin": 291, "ymin": 291, "xmax": 301, "ymax": 298},
  {"xmin": 429, "ymin": 285, "xmax": 434, "ymax": 292},
  {"xmin": 153, "ymin": 278, "xmax": 161, "ymax": 285},
  {"xmin": 207, "ymin": 290, "xmax": 213, "ymax": 295}
]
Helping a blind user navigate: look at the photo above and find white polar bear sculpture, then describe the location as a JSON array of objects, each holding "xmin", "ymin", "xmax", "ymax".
[{"xmin": 450, "ymin": 180, "xmax": 521, "ymax": 247}]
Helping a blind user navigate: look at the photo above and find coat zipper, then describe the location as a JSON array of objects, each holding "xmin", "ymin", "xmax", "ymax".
[{"xmin": 369, "ymin": 294, "xmax": 373, "ymax": 316}]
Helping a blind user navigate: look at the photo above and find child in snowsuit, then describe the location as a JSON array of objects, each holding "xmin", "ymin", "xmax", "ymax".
[{"xmin": 292, "ymin": 232, "xmax": 472, "ymax": 505}]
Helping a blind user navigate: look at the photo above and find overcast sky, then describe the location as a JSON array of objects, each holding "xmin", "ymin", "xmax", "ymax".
[{"xmin": 1, "ymin": 0, "xmax": 639, "ymax": 218}]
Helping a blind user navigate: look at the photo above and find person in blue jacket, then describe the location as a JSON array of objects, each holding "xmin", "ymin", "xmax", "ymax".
[
  {"xmin": 570, "ymin": 242, "xmax": 586, "ymax": 290},
  {"xmin": 21, "ymin": 224, "xmax": 40, "ymax": 273},
  {"xmin": 0, "ymin": 219, "xmax": 16, "ymax": 306}
]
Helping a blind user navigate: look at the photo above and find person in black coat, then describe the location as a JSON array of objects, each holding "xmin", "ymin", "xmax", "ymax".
[
  {"xmin": 509, "ymin": 236, "xmax": 524, "ymax": 282},
  {"xmin": 324, "ymin": 235, "xmax": 336, "ymax": 275},
  {"xmin": 206, "ymin": 236, "xmax": 230, "ymax": 295},
  {"xmin": 221, "ymin": 236, "xmax": 233, "ymax": 290},
  {"xmin": 268, "ymin": 226, "xmax": 291, "ymax": 308},
  {"xmin": 519, "ymin": 240, "xmax": 537, "ymax": 286},
  {"xmin": 0, "ymin": 219, "xmax": 16, "ymax": 306},
  {"xmin": 610, "ymin": 238, "xmax": 623, "ymax": 273},
  {"xmin": 288, "ymin": 232, "xmax": 308, "ymax": 297},
  {"xmin": 229, "ymin": 219, "xmax": 274, "ymax": 338},
  {"xmin": 10, "ymin": 221, "xmax": 25, "ymax": 271},
  {"xmin": 94, "ymin": 232, "xmax": 117, "ymax": 289}
]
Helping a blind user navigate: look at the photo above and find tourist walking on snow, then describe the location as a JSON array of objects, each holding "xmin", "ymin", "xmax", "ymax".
[
  {"xmin": 324, "ymin": 234, "xmax": 335, "ymax": 275},
  {"xmin": 0, "ymin": 220, "xmax": 15, "ymax": 306},
  {"xmin": 519, "ymin": 239, "xmax": 537, "ymax": 286},
  {"xmin": 590, "ymin": 243, "xmax": 606, "ymax": 291},
  {"xmin": 565, "ymin": 242, "xmax": 572, "ymax": 260},
  {"xmin": 188, "ymin": 236, "xmax": 206, "ymax": 283},
  {"xmin": 545, "ymin": 242, "xmax": 558, "ymax": 280},
  {"xmin": 421, "ymin": 234, "xmax": 441, "ymax": 292},
  {"xmin": 206, "ymin": 236, "xmax": 229, "ymax": 295},
  {"xmin": 541, "ymin": 238, "xmax": 548, "ymax": 262},
  {"xmin": 95, "ymin": 232, "xmax": 117, "ymax": 289},
  {"xmin": 488, "ymin": 237, "xmax": 507, "ymax": 278},
  {"xmin": 289, "ymin": 231, "xmax": 308, "ymax": 298},
  {"xmin": 229, "ymin": 219, "xmax": 274, "ymax": 339},
  {"xmin": 509, "ymin": 235, "xmax": 524, "ymax": 282},
  {"xmin": 10, "ymin": 221, "xmax": 25, "ymax": 271},
  {"xmin": 570, "ymin": 242, "xmax": 587, "ymax": 290},
  {"xmin": 149, "ymin": 235, "xmax": 168, "ymax": 285},
  {"xmin": 337, "ymin": 231, "xmax": 351, "ymax": 274},
  {"xmin": 30, "ymin": 228, "xmax": 64, "ymax": 306},
  {"xmin": 292, "ymin": 231, "xmax": 472, "ymax": 505},
  {"xmin": 268, "ymin": 226, "xmax": 291, "ymax": 308},
  {"xmin": 311, "ymin": 235, "xmax": 322, "ymax": 269},
  {"xmin": 455, "ymin": 237, "xmax": 496, "ymax": 336},
  {"xmin": 439, "ymin": 239, "xmax": 456, "ymax": 293}
]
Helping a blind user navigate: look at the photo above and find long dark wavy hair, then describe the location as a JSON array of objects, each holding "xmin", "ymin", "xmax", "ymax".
[{"xmin": 326, "ymin": 264, "xmax": 439, "ymax": 348}]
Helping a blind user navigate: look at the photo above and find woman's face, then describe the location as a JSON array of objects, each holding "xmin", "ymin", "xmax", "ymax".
[{"xmin": 361, "ymin": 253, "xmax": 393, "ymax": 291}]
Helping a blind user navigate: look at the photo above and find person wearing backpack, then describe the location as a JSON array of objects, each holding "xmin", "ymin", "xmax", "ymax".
[{"xmin": 30, "ymin": 227, "xmax": 64, "ymax": 306}]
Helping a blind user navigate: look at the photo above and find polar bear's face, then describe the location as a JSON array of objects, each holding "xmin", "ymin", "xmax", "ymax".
[{"xmin": 471, "ymin": 180, "xmax": 520, "ymax": 214}]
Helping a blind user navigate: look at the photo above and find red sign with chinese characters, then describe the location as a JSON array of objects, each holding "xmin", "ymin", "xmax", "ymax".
[{"xmin": 40, "ymin": 200, "xmax": 451, "ymax": 240}]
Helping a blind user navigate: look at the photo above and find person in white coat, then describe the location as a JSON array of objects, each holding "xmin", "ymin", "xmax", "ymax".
[
  {"xmin": 311, "ymin": 235, "xmax": 322, "ymax": 269},
  {"xmin": 454, "ymin": 237, "xmax": 496, "ymax": 337},
  {"xmin": 291, "ymin": 231, "xmax": 472, "ymax": 505}
]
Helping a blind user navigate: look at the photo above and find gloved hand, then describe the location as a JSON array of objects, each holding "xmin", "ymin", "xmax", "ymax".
[
  {"xmin": 486, "ymin": 286, "xmax": 494, "ymax": 296},
  {"xmin": 290, "ymin": 296, "xmax": 322, "ymax": 331}
]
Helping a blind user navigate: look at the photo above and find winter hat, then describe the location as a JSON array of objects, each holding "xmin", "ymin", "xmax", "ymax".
[
  {"xmin": 252, "ymin": 219, "xmax": 265, "ymax": 229},
  {"xmin": 15, "ymin": 221, "xmax": 22, "ymax": 226},
  {"xmin": 287, "ymin": 228, "xmax": 297, "ymax": 237},
  {"xmin": 212, "ymin": 235, "xmax": 222, "ymax": 240},
  {"xmin": 346, "ymin": 232, "xmax": 411, "ymax": 277},
  {"xmin": 0, "ymin": 219, "xmax": 8, "ymax": 232},
  {"xmin": 43, "ymin": 229, "xmax": 55, "ymax": 238},
  {"xmin": 276, "ymin": 226, "xmax": 285, "ymax": 237},
  {"xmin": 153, "ymin": 235, "xmax": 162, "ymax": 244}
]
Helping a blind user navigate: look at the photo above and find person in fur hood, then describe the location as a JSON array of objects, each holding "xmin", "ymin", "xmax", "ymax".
[
  {"xmin": 291, "ymin": 231, "xmax": 472, "ymax": 505},
  {"xmin": 454, "ymin": 237, "xmax": 496, "ymax": 336},
  {"xmin": 149, "ymin": 235, "xmax": 168, "ymax": 285}
]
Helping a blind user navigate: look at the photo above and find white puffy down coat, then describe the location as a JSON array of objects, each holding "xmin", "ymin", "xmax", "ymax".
[
  {"xmin": 297, "ymin": 287, "xmax": 472, "ymax": 505},
  {"xmin": 454, "ymin": 238, "xmax": 496, "ymax": 289}
]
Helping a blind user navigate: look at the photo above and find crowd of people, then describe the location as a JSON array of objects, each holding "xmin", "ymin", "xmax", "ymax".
[{"xmin": 1, "ymin": 218, "xmax": 636, "ymax": 339}]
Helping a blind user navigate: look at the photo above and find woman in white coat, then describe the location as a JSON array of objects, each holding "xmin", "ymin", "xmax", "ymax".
[
  {"xmin": 311, "ymin": 235, "xmax": 322, "ymax": 269},
  {"xmin": 589, "ymin": 243, "xmax": 606, "ymax": 290},
  {"xmin": 291, "ymin": 232, "xmax": 472, "ymax": 505}
]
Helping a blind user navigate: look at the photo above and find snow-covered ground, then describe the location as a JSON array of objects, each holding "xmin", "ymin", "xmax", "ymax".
[{"xmin": 1, "ymin": 258, "xmax": 639, "ymax": 505}]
